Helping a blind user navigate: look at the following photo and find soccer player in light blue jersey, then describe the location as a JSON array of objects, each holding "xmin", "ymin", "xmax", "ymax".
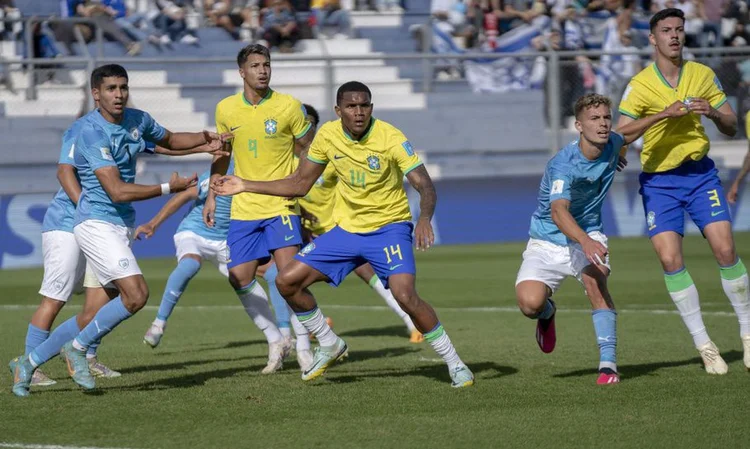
[
  {"xmin": 9, "ymin": 64, "xmax": 230, "ymax": 397},
  {"xmin": 515, "ymin": 93, "xmax": 687, "ymax": 385}
]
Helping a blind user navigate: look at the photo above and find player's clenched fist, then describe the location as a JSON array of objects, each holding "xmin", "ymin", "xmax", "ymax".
[{"xmin": 169, "ymin": 172, "xmax": 198, "ymax": 193}]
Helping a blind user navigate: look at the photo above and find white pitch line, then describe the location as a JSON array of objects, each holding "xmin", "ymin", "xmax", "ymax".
[
  {"xmin": 0, "ymin": 304, "xmax": 738, "ymax": 317},
  {"xmin": 0, "ymin": 443, "xmax": 136, "ymax": 449}
]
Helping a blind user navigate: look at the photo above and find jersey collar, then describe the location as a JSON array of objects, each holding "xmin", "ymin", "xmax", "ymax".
[
  {"xmin": 242, "ymin": 89, "xmax": 273, "ymax": 106},
  {"xmin": 341, "ymin": 117, "xmax": 376, "ymax": 143},
  {"xmin": 653, "ymin": 62, "xmax": 684, "ymax": 89}
]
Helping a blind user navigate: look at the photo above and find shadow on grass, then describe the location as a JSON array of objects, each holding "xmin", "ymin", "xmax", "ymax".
[
  {"xmin": 553, "ymin": 350, "xmax": 744, "ymax": 380},
  {"xmin": 118, "ymin": 354, "xmax": 262, "ymax": 375},
  {"xmin": 338, "ymin": 325, "xmax": 412, "ymax": 339},
  {"xmin": 316, "ymin": 361, "xmax": 518, "ymax": 386},
  {"xmin": 153, "ymin": 339, "xmax": 267, "ymax": 355}
]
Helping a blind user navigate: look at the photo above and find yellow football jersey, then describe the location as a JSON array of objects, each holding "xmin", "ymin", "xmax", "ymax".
[
  {"xmin": 306, "ymin": 119, "xmax": 422, "ymax": 233},
  {"xmin": 745, "ymin": 111, "xmax": 750, "ymax": 138},
  {"xmin": 618, "ymin": 61, "xmax": 727, "ymax": 173},
  {"xmin": 298, "ymin": 162, "xmax": 338, "ymax": 235},
  {"xmin": 215, "ymin": 90, "xmax": 311, "ymax": 220}
]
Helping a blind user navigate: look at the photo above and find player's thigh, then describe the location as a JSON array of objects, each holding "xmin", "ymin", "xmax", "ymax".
[
  {"xmin": 264, "ymin": 215, "xmax": 303, "ymax": 255},
  {"xmin": 227, "ymin": 219, "xmax": 267, "ymax": 286},
  {"xmin": 580, "ymin": 265, "xmax": 614, "ymax": 310},
  {"xmin": 73, "ymin": 220, "xmax": 142, "ymax": 288},
  {"xmin": 515, "ymin": 280, "xmax": 552, "ymax": 313},
  {"xmin": 353, "ymin": 263, "xmax": 377, "ymax": 284},
  {"xmin": 649, "ymin": 231, "xmax": 684, "ymax": 272},
  {"xmin": 272, "ymin": 245, "xmax": 301, "ymax": 270},
  {"xmin": 685, "ymin": 163, "xmax": 731, "ymax": 233},
  {"xmin": 640, "ymin": 176, "xmax": 686, "ymax": 239},
  {"xmin": 515, "ymin": 239, "xmax": 570, "ymax": 296},
  {"xmin": 111, "ymin": 274, "xmax": 150, "ymax": 308},
  {"xmin": 571, "ymin": 231, "xmax": 611, "ymax": 279},
  {"xmin": 361, "ymin": 222, "xmax": 416, "ymax": 289},
  {"xmin": 292, "ymin": 226, "xmax": 362, "ymax": 287},
  {"xmin": 276, "ymin": 258, "xmax": 330, "ymax": 292},
  {"xmin": 174, "ymin": 231, "xmax": 206, "ymax": 263},
  {"xmin": 703, "ymin": 220, "xmax": 737, "ymax": 266},
  {"xmin": 39, "ymin": 231, "xmax": 85, "ymax": 302}
]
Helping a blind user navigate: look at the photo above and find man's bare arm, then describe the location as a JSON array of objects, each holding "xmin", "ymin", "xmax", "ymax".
[{"xmin": 58, "ymin": 164, "xmax": 81, "ymax": 205}]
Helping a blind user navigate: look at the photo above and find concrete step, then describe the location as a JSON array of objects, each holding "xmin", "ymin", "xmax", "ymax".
[
  {"xmin": 297, "ymin": 38, "xmax": 371, "ymax": 55},
  {"xmin": 351, "ymin": 12, "xmax": 403, "ymax": 28},
  {"xmin": 0, "ymin": 99, "xmax": 206, "ymax": 124},
  {"xmin": 222, "ymin": 64, "xmax": 402, "ymax": 86},
  {"xmin": 6, "ymin": 70, "xmax": 169, "ymax": 89}
]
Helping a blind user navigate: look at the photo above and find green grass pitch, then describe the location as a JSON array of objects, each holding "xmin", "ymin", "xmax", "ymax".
[{"xmin": 1, "ymin": 234, "xmax": 749, "ymax": 448}]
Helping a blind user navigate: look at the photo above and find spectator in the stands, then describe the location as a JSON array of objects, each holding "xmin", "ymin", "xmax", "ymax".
[
  {"xmin": 102, "ymin": 0, "xmax": 160, "ymax": 45},
  {"xmin": 0, "ymin": 0, "xmax": 20, "ymax": 40},
  {"xmin": 153, "ymin": 0, "xmax": 200, "ymax": 46},
  {"xmin": 207, "ymin": 0, "xmax": 261, "ymax": 41},
  {"xmin": 698, "ymin": 0, "xmax": 726, "ymax": 47},
  {"xmin": 65, "ymin": 0, "xmax": 143, "ymax": 55},
  {"xmin": 262, "ymin": 0, "xmax": 300, "ymax": 52},
  {"xmin": 312, "ymin": 0, "xmax": 352, "ymax": 38}
]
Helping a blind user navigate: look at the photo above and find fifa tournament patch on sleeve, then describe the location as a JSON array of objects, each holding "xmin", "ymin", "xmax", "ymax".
[
  {"xmin": 551, "ymin": 179, "xmax": 565, "ymax": 195},
  {"xmin": 402, "ymin": 141, "xmax": 414, "ymax": 156},
  {"xmin": 100, "ymin": 147, "xmax": 113, "ymax": 161},
  {"xmin": 621, "ymin": 84, "xmax": 632, "ymax": 101},
  {"xmin": 68, "ymin": 143, "xmax": 75, "ymax": 159}
]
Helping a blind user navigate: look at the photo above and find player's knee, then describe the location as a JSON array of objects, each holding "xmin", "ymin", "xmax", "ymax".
[
  {"xmin": 392, "ymin": 286, "xmax": 420, "ymax": 312},
  {"xmin": 515, "ymin": 284, "xmax": 547, "ymax": 317},
  {"xmin": 275, "ymin": 271, "xmax": 301, "ymax": 298},
  {"xmin": 658, "ymin": 253, "xmax": 684, "ymax": 273},
  {"xmin": 714, "ymin": 245, "xmax": 736, "ymax": 267},
  {"xmin": 121, "ymin": 283, "xmax": 149, "ymax": 313}
]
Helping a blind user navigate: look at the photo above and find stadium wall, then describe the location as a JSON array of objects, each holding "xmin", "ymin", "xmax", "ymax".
[{"xmin": 3, "ymin": 171, "xmax": 750, "ymax": 269}]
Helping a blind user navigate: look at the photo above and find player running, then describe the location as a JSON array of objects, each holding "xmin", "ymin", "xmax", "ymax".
[
  {"xmin": 516, "ymin": 93, "xmax": 687, "ymax": 385},
  {"xmin": 617, "ymin": 8, "xmax": 747, "ymax": 374}
]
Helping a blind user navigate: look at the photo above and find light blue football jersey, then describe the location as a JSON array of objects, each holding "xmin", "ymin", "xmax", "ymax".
[
  {"xmin": 529, "ymin": 132, "xmax": 625, "ymax": 246},
  {"xmin": 175, "ymin": 164, "xmax": 234, "ymax": 241},
  {"xmin": 74, "ymin": 108, "xmax": 164, "ymax": 228},
  {"xmin": 41, "ymin": 114, "xmax": 90, "ymax": 233}
]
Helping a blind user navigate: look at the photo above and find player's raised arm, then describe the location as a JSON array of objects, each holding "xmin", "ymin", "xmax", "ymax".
[
  {"xmin": 405, "ymin": 165, "xmax": 437, "ymax": 251},
  {"xmin": 687, "ymin": 98, "xmax": 737, "ymax": 137},
  {"xmin": 135, "ymin": 186, "xmax": 199, "ymax": 239},
  {"xmin": 550, "ymin": 199, "xmax": 607, "ymax": 265},
  {"xmin": 616, "ymin": 100, "xmax": 688, "ymax": 145},
  {"xmin": 155, "ymin": 129, "xmax": 232, "ymax": 154},
  {"xmin": 57, "ymin": 164, "xmax": 81, "ymax": 205},
  {"xmin": 154, "ymin": 142, "xmax": 230, "ymax": 157},
  {"xmin": 211, "ymin": 156, "xmax": 325, "ymax": 198}
]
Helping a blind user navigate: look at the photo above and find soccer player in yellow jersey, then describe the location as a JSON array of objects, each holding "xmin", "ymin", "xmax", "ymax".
[
  {"xmin": 726, "ymin": 111, "xmax": 750, "ymax": 204},
  {"xmin": 617, "ymin": 8, "xmax": 750, "ymax": 374},
  {"xmin": 204, "ymin": 44, "xmax": 314, "ymax": 374},
  {"xmin": 213, "ymin": 81, "xmax": 474, "ymax": 388}
]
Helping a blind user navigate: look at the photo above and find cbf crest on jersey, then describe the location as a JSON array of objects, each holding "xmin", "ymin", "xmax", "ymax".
[
  {"xmin": 367, "ymin": 155, "xmax": 381, "ymax": 171},
  {"xmin": 264, "ymin": 118, "xmax": 277, "ymax": 136}
]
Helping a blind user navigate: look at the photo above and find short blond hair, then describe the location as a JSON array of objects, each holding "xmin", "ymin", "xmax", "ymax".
[{"xmin": 574, "ymin": 94, "xmax": 612, "ymax": 119}]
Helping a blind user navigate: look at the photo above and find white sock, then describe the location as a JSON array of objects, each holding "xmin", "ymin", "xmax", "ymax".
[
  {"xmin": 290, "ymin": 310, "xmax": 311, "ymax": 351},
  {"xmin": 720, "ymin": 260, "xmax": 750, "ymax": 336},
  {"xmin": 153, "ymin": 318, "xmax": 167, "ymax": 329},
  {"xmin": 236, "ymin": 281, "xmax": 282, "ymax": 344},
  {"xmin": 280, "ymin": 327, "xmax": 292, "ymax": 338},
  {"xmin": 424, "ymin": 323, "xmax": 463, "ymax": 369},
  {"xmin": 370, "ymin": 276, "xmax": 417, "ymax": 332},
  {"xmin": 296, "ymin": 307, "xmax": 338, "ymax": 347},
  {"xmin": 665, "ymin": 269, "xmax": 710, "ymax": 348}
]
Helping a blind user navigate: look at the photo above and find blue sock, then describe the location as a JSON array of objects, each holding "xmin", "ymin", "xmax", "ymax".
[
  {"xmin": 263, "ymin": 263, "xmax": 290, "ymax": 329},
  {"xmin": 25, "ymin": 323, "xmax": 49, "ymax": 356},
  {"xmin": 592, "ymin": 309, "xmax": 617, "ymax": 372},
  {"xmin": 86, "ymin": 339, "xmax": 101, "ymax": 358},
  {"xmin": 29, "ymin": 317, "xmax": 80, "ymax": 367},
  {"xmin": 74, "ymin": 297, "xmax": 132, "ymax": 349},
  {"xmin": 156, "ymin": 258, "xmax": 201, "ymax": 322}
]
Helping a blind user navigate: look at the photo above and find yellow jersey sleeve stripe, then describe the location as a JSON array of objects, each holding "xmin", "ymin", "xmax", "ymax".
[
  {"xmin": 404, "ymin": 162, "xmax": 423, "ymax": 175},
  {"xmin": 307, "ymin": 155, "xmax": 327, "ymax": 165},
  {"xmin": 618, "ymin": 109, "xmax": 639, "ymax": 119},
  {"xmin": 712, "ymin": 96, "xmax": 728, "ymax": 109},
  {"xmin": 295, "ymin": 122, "xmax": 312, "ymax": 140}
]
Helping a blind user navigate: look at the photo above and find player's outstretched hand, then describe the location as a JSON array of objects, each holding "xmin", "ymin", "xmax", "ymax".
[
  {"xmin": 203, "ymin": 193, "xmax": 216, "ymax": 228},
  {"xmin": 684, "ymin": 98, "xmax": 712, "ymax": 116},
  {"xmin": 169, "ymin": 171, "xmax": 198, "ymax": 193},
  {"xmin": 728, "ymin": 180, "xmax": 740, "ymax": 204},
  {"xmin": 211, "ymin": 175, "xmax": 246, "ymax": 196},
  {"xmin": 203, "ymin": 130, "xmax": 233, "ymax": 150},
  {"xmin": 134, "ymin": 222, "xmax": 156, "ymax": 240},
  {"xmin": 617, "ymin": 155, "xmax": 628, "ymax": 172},
  {"xmin": 665, "ymin": 100, "xmax": 689, "ymax": 118},
  {"xmin": 581, "ymin": 237, "xmax": 608, "ymax": 266},
  {"xmin": 415, "ymin": 217, "xmax": 434, "ymax": 251}
]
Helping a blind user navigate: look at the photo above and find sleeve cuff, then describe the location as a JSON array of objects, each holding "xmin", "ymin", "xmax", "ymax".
[
  {"xmin": 618, "ymin": 109, "xmax": 639, "ymax": 119},
  {"xmin": 307, "ymin": 155, "xmax": 327, "ymax": 165},
  {"xmin": 404, "ymin": 162, "xmax": 423, "ymax": 175},
  {"xmin": 712, "ymin": 96, "xmax": 728, "ymax": 109},
  {"xmin": 295, "ymin": 122, "xmax": 312, "ymax": 140}
]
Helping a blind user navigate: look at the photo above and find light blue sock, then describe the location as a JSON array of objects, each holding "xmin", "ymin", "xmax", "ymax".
[
  {"xmin": 74, "ymin": 297, "xmax": 132, "ymax": 349},
  {"xmin": 263, "ymin": 263, "xmax": 290, "ymax": 329},
  {"xmin": 86, "ymin": 339, "xmax": 101, "ymax": 359},
  {"xmin": 592, "ymin": 309, "xmax": 617, "ymax": 371},
  {"xmin": 29, "ymin": 317, "xmax": 80, "ymax": 367},
  {"xmin": 156, "ymin": 258, "xmax": 201, "ymax": 322},
  {"xmin": 25, "ymin": 323, "xmax": 49, "ymax": 356}
]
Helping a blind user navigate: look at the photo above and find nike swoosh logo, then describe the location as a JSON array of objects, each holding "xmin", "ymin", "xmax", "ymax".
[
  {"xmin": 333, "ymin": 154, "xmax": 346, "ymax": 160},
  {"xmin": 389, "ymin": 264, "xmax": 404, "ymax": 271},
  {"xmin": 711, "ymin": 210, "xmax": 725, "ymax": 217},
  {"xmin": 230, "ymin": 125, "xmax": 242, "ymax": 131},
  {"xmin": 285, "ymin": 235, "xmax": 294, "ymax": 241}
]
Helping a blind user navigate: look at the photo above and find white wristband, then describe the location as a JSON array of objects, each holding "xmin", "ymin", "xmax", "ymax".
[{"xmin": 160, "ymin": 183, "xmax": 171, "ymax": 196}]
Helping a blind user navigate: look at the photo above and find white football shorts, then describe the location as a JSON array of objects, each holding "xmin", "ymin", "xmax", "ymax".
[
  {"xmin": 74, "ymin": 219, "xmax": 141, "ymax": 288},
  {"xmin": 38, "ymin": 230, "xmax": 86, "ymax": 302},
  {"xmin": 174, "ymin": 231, "xmax": 229, "ymax": 277},
  {"xmin": 515, "ymin": 231, "xmax": 610, "ymax": 293}
]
